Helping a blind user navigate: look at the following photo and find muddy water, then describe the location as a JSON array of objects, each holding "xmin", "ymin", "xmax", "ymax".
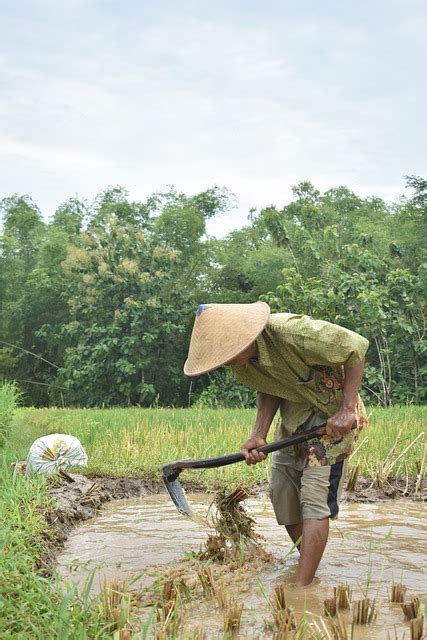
[{"xmin": 58, "ymin": 495, "xmax": 426, "ymax": 638}]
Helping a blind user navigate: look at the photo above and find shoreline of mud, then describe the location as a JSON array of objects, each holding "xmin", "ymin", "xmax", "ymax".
[{"xmin": 40, "ymin": 473, "xmax": 425, "ymax": 576}]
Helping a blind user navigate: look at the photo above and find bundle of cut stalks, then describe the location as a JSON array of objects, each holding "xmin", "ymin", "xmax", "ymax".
[
  {"xmin": 222, "ymin": 596, "xmax": 244, "ymax": 634},
  {"xmin": 273, "ymin": 584, "xmax": 287, "ymax": 611},
  {"xmin": 328, "ymin": 613, "xmax": 348, "ymax": 640},
  {"xmin": 155, "ymin": 578, "xmax": 183, "ymax": 639},
  {"xmin": 346, "ymin": 465, "xmax": 360, "ymax": 492},
  {"xmin": 334, "ymin": 584, "xmax": 352, "ymax": 610},
  {"xmin": 100, "ymin": 577, "xmax": 130, "ymax": 633},
  {"xmin": 293, "ymin": 616, "xmax": 336, "ymax": 640},
  {"xmin": 197, "ymin": 566, "xmax": 215, "ymax": 597},
  {"xmin": 401, "ymin": 596, "xmax": 421, "ymax": 620},
  {"xmin": 352, "ymin": 598, "xmax": 378, "ymax": 624},
  {"xmin": 410, "ymin": 616, "xmax": 424, "ymax": 640},
  {"xmin": 271, "ymin": 584, "xmax": 296, "ymax": 638},
  {"xmin": 390, "ymin": 582, "xmax": 407, "ymax": 602},
  {"xmin": 273, "ymin": 610, "xmax": 296, "ymax": 639},
  {"xmin": 324, "ymin": 597, "xmax": 337, "ymax": 617},
  {"xmin": 213, "ymin": 580, "xmax": 227, "ymax": 610},
  {"xmin": 196, "ymin": 566, "xmax": 228, "ymax": 610},
  {"xmin": 191, "ymin": 626, "xmax": 207, "ymax": 640}
]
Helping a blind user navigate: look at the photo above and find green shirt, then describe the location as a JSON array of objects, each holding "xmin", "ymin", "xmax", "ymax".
[{"xmin": 231, "ymin": 313, "xmax": 369, "ymax": 466}]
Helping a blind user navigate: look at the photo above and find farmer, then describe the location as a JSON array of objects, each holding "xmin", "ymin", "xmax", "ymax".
[{"xmin": 184, "ymin": 302, "xmax": 368, "ymax": 586}]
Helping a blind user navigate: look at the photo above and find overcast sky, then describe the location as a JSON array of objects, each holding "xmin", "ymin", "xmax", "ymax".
[{"xmin": 1, "ymin": 0, "xmax": 425, "ymax": 236}]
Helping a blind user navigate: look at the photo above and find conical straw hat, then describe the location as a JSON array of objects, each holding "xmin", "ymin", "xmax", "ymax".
[{"xmin": 184, "ymin": 302, "xmax": 270, "ymax": 376}]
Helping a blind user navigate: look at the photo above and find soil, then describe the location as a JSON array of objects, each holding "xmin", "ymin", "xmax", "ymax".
[{"xmin": 38, "ymin": 472, "xmax": 425, "ymax": 576}]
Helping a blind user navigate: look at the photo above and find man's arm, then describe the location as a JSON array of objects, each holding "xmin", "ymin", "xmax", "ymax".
[
  {"xmin": 326, "ymin": 358, "xmax": 365, "ymax": 438},
  {"xmin": 242, "ymin": 392, "xmax": 281, "ymax": 465}
]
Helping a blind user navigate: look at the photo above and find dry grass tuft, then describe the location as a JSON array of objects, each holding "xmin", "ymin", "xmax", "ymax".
[
  {"xmin": 100, "ymin": 577, "xmax": 130, "ymax": 633},
  {"xmin": 352, "ymin": 598, "xmax": 378, "ymax": 624},
  {"xmin": 410, "ymin": 616, "xmax": 424, "ymax": 640},
  {"xmin": 401, "ymin": 596, "xmax": 421, "ymax": 620},
  {"xmin": 373, "ymin": 429, "xmax": 425, "ymax": 488},
  {"xmin": 222, "ymin": 596, "xmax": 244, "ymax": 634},
  {"xmin": 414, "ymin": 445, "xmax": 426, "ymax": 495},
  {"xmin": 390, "ymin": 582, "xmax": 407, "ymax": 602},
  {"xmin": 334, "ymin": 584, "xmax": 352, "ymax": 610},
  {"xmin": 202, "ymin": 534, "xmax": 225, "ymax": 561}
]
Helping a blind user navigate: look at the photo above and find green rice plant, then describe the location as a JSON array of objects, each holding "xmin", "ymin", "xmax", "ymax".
[
  {"xmin": 372, "ymin": 429, "xmax": 425, "ymax": 488},
  {"xmin": 0, "ymin": 381, "xmax": 21, "ymax": 446},
  {"xmin": 6, "ymin": 405, "xmax": 427, "ymax": 486},
  {"xmin": 0, "ymin": 457, "xmax": 112, "ymax": 638}
]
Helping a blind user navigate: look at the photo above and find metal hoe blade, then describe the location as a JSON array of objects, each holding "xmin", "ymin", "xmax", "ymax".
[{"xmin": 162, "ymin": 465, "xmax": 192, "ymax": 517}]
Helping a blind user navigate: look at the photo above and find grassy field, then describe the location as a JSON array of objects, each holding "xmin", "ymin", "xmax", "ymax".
[
  {"xmin": 1, "ymin": 405, "xmax": 425, "ymax": 638},
  {"xmin": 8, "ymin": 405, "xmax": 426, "ymax": 487}
]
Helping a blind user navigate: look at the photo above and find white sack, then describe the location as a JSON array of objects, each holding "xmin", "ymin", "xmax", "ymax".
[{"xmin": 26, "ymin": 433, "xmax": 88, "ymax": 477}]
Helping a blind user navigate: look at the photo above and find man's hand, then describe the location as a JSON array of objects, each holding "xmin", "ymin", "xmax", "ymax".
[
  {"xmin": 242, "ymin": 435, "xmax": 267, "ymax": 465},
  {"xmin": 241, "ymin": 392, "xmax": 280, "ymax": 465},
  {"xmin": 326, "ymin": 407, "xmax": 356, "ymax": 438}
]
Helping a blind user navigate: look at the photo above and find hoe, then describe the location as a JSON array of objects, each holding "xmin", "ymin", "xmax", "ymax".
[{"xmin": 163, "ymin": 425, "xmax": 325, "ymax": 516}]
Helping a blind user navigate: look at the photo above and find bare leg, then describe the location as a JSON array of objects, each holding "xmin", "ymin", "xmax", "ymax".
[
  {"xmin": 285, "ymin": 523, "xmax": 303, "ymax": 548},
  {"xmin": 295, "ymin": 518, "xmax": 329, "ymax": 586}
]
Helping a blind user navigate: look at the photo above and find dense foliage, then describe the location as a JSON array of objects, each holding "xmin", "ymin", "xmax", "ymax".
[{"xmin": 0, "ymin": 178, "xmax": 425, "ymax": 407}]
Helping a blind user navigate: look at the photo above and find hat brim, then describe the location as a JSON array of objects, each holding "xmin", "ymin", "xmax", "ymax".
[{"xmin": 184, "ymin": 301, "xmax": 270, "ymax": 376}]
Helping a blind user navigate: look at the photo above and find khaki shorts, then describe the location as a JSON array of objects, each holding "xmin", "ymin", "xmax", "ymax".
[{"xmin": 270, "ymin": 450, "xmax": 347, "ymax": 525}]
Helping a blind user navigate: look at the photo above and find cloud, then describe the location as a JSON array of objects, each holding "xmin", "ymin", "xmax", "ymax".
[{"xmin": 0, "ymin": 1, "xmax": 425, "ymax": 235}]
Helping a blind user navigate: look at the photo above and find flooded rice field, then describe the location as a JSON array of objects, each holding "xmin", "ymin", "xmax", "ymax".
[{"xmin": 58, "ymin": 494, "xmax": 426, "ymax": 638}]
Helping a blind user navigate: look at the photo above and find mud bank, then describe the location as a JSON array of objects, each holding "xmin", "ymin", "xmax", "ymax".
[
  {"xmin": 40, "ymin": 474, "xmax": 157, "ymax": 573},
  {"xmin": 40, "ymin": 473, "xmax": 425, "ymax": 574}
]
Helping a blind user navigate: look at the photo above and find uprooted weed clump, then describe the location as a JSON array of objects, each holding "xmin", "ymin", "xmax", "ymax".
[{"xmin": 198, "ymin": 486, "xmax": 271, "ymax": 563}]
